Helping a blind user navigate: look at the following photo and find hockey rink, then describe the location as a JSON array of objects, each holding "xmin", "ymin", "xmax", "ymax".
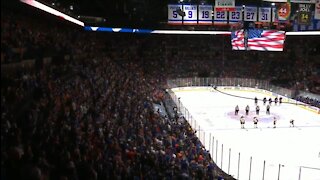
[{"xmin": 173, "ymin": 87, "xmax": 320, "ymax": 180}]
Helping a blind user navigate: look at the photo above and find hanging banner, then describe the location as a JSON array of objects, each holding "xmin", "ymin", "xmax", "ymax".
[
  {"xmin": 298, "ymin": 4, "xmax": 312, "ymax": 25},
  {"xmin": 229, "ymin": 6, "xmax": 243, "ymax": 23},
  {"xmin": 276, "ymin": 2, "xmax": 291, "ymax": 21},
  {"xmin": 290, "ymin": 0, "xmax": 315, "ymax": 3},
  {"xmin": 214, "ymin": 8, "xmax": 228, "ymax": 24},
  {"xmin": 263, "ymin": 0, "xmax": 287, "ymax": 2},
  {"xmin": 244, "ymin": 6, "xmax": 258, "ymax": 21},
  {"xmin": 183, "ymin": 5, "xmax": 198, "ymax": 24},
  {"xmin": 259, "ymin": 7, "xmax": 272, "ymax": 22},
  {"xmin": 215, "ymin": 0, "xmax": 235, "ymax": 11},
  {"xmin": 168, "ymin": 4, "xmax": 183, "ymax": 25},
  {"xmin": 272, "ymin": 7, "xmax": 277, "ymax": 22},
  {"xmin": 315, "ymin": 0, "xmax": 320, "ymax": 19},
  {"xmin": 293, "ymin": 19, "xmax": 320, "ymax": 31},
  {"xmin": 198, "ymin": 5, "xmax": 213, "ymax": 25}
]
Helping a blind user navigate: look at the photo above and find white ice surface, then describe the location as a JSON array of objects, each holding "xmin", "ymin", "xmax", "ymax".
[{"xmin": 174, "ymin": 88, "xmax": 320, "ymax": 180}]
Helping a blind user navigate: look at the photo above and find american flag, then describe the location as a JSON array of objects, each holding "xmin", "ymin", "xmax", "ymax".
[
  {"xmin": 231, "ymin": 30, "xmax": 245, "ymax": 50},
  {"xmin": 247, "ymin": 29, "xmax": 286, "ymax": 51},
  {"xmin": 231, "ymin": 29, "xmax": 286, "ymax": 51}
]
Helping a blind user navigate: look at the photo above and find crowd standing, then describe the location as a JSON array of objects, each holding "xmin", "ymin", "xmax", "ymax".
[{"xmin": 1, "ymin": 4, "xmax": 319, "ymax": 180}]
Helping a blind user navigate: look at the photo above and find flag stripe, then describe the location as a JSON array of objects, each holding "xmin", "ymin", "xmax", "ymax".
[
  {"xmin": 231, "ymin": 30, "xmax": 245, "ymax": 51},
  {"xmin": 247, "ymin": 43, "xmax": 284, "ymax": 48}
]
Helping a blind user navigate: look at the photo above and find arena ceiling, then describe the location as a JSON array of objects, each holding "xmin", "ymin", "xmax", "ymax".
[
  {"xmin": 3, "ymin": 0, "xmax": 279, "ymax": 28},
  {"xmin": 34, "ymin": 0, "xmax": 272, "ymax": 27}
]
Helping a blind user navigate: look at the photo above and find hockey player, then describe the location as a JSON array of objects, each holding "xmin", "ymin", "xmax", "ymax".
[
  {"xmin": 273, "ymin": 117, "xmax": 277, "ymax": 128},
  {"xmin": 274, "ymin": 97, "xmax": 278, "ymax": 105},
  {"xmin": 256, "ymin": 105, "xmax": 260, "ymax": 115},
  {"xmin": 245, "ymin": 105, "xmax": 250, "ymax": 115},
  {"xmin": 266, "ymin": 104, "xmax": 270, "ymax": 115},
  {"xmin": 279, "ymin": 97, "xmax": 283, "ymax": 104},
  {"xmin": 263, "ymin": 97, "xmax": 267, "ymax": 105},
  {"xmin": 254, "ymin": 97, "xmax": 258, "ymax": 105},
  {"xmin": 235, "ymin": 105, "xmax": 239, "ymax": 115},
  {"xmin": 290, "ymin": 119, "xmax": 295, "ymax": 127},
  {"xmin": 269, "ymin": 98, "xmax": 272, "ymax": 105},
  {"xmin": 240, "ymin": 116, "xmax": 245, "ymax": 129},
  {"xmin": 253, "ymin": 117, "xmax": 258, "ymax": 128}
]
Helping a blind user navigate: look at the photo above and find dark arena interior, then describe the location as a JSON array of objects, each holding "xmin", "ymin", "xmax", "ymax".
[{"xmin": 1, "ymin": 0, "xmax": 320, "ymax": 179}]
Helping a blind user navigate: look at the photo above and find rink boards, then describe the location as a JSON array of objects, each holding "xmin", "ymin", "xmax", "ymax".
[{"xmin": 172, "ymin": 86, "xmax": 320, "ymax": 114}]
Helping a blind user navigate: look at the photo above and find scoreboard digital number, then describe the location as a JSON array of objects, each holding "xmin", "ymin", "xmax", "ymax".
[
  {"xmin": 244, "ymin": 6, "xmax": 258, "ymax": 21},
  {"xmin": 198, "ymin": 5, "xmax": 213, "ymax": 25}
]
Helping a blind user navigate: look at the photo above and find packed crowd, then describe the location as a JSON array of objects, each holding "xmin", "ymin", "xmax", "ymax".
[
  {"xmin": 2, "ymin": 55, "xmax": 235, "ymax": 179},
  {"xmin": 296, "ymin": 96, "xmax": 320, "ymax": 108},
  {"xmin": 1, "ymin": 3, "xmax": 319, "ymax": 180}
]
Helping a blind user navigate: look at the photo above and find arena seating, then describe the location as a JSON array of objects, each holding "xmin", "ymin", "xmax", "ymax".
[{"xmin": 1, "ymin": 3, "xmax": 319, "ymax": 179}]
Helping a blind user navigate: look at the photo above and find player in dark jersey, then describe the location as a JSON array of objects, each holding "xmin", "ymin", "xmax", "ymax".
[
  {"xmin": 256, "ymin": 105, "xmax": 260, "ymax": 115},
  {"xmin": 269, "ymin": 98, "xmax": 272, "ymax": 105},
  {"xmin": 245, "ymin": 105, "xmax": 250, "ymax": 115},
  {"xmin": 235, "ymin": 105, "xmax": 239, "ymax": 115},
  {"xmin": 254, "ymin": 97, "xmax": 258, "ymax": 105},
  {"xmin": 263, "ymin": 97, "xmax": 267, "ymax": 105},
  {"xmin": 290, "ymin": 119, "xmax": 295, "ymax": 127},
  {"xmin": 266, "ymin": 104, "xmax": 270, "ymax": 115},
  {"xmin": 279, "ymin": 97, "xmax": 283, "ymax": 104},
  {"xmin": 273, "ymin": 117, "xmax": 277, "ymax": 128},
  {"xmin": 274, "ymin": 97, "xmax": 278, "ymax": 105}
]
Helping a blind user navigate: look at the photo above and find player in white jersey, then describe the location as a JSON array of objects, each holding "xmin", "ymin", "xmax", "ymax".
[
  {"xmin": 253, "ymin": 117, "xmax": 258, "ymax": 128},
  {"xmin": 240, "ymin": 116, "xmax": 245, "ymax": 129},
  {"xmin": 273, "ymin": 117, "xmax": 277, "ymax": 128}
]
